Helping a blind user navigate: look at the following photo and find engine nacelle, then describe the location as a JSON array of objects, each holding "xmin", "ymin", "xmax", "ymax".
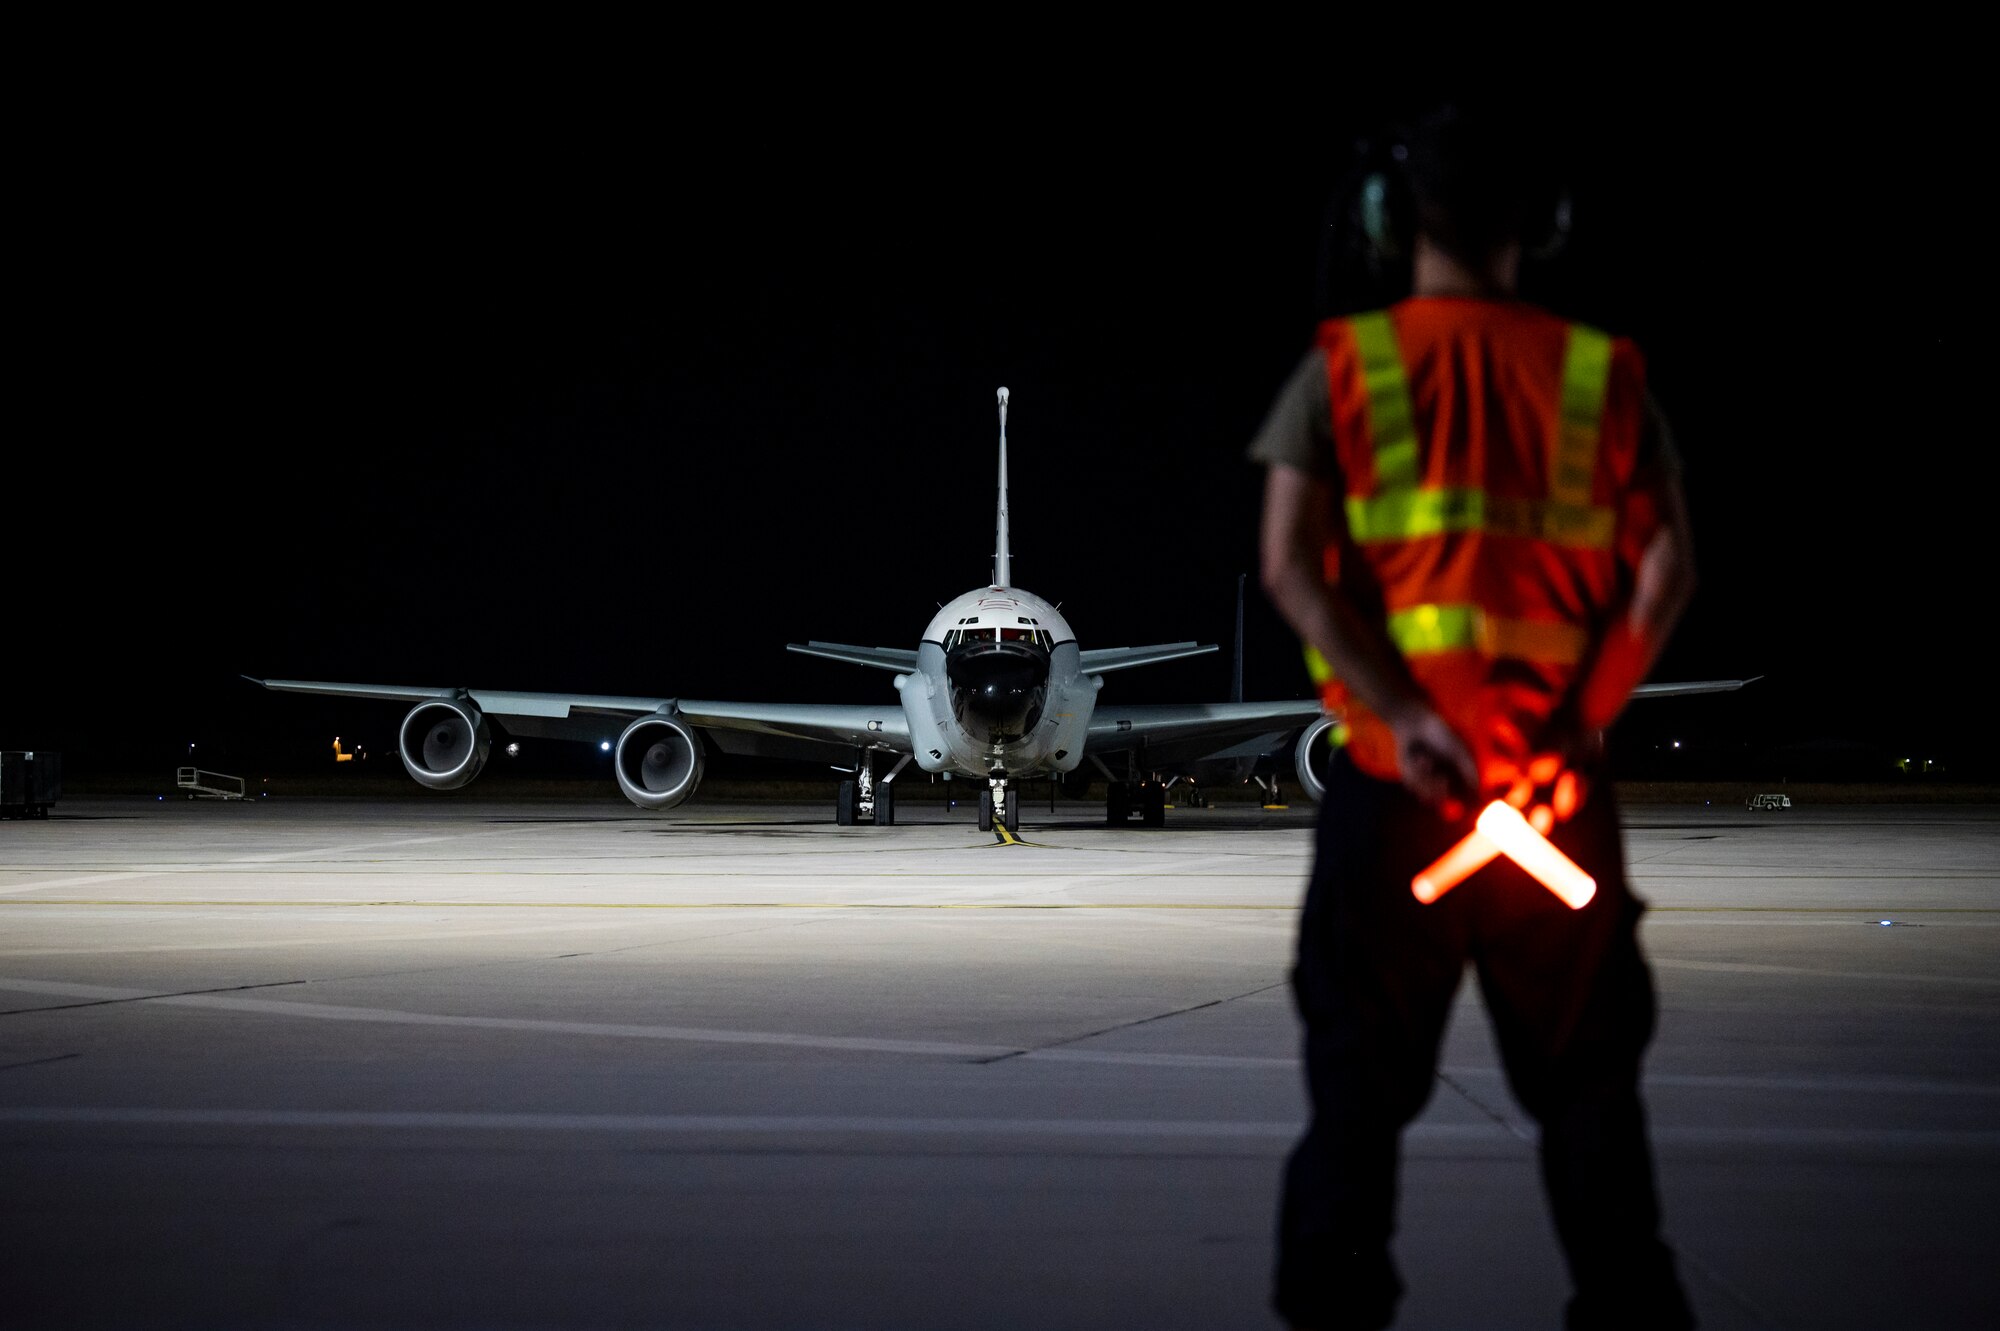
[
  {"xmin": 399, "ymin": 699, "xmax": 491, "ymax": 791},
  {"xmin": 614, "ymin": 713, "xmax": 705, "ymax": 811},
  {"xmin": 1294, "ymin": 716, "xmax": 1341, "ymax": 805}
]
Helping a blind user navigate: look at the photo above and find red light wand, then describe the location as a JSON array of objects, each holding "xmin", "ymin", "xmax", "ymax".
[{"xmin": 1412, "ymin": 800, "xmax": 1596, "ymax": 910}]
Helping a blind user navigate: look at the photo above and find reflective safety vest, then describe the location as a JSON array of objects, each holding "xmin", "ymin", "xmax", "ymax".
[{"xmin": 1303, "ymin": 298, "xmax": 1658, "ymax": 786}]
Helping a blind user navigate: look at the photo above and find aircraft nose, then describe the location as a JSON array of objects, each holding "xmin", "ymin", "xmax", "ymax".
[{"xmin": 946, "ymin": 640, "xmax": 1050, "ymax": 734}]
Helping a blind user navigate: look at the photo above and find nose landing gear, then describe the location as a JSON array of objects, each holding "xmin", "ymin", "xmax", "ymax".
[{"xmin": 979, "ymin": 770, "xmax": 1011, "ymax": 832}]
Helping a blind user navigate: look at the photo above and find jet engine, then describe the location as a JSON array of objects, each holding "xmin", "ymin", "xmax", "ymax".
[
  {"xmin": 614, "ymin": 713, "xmax": 705, "ymax": 811},
  {"xmin": 1294, "ymin": 716, "xmax": 1341, "ymax": 805},
  {"xmin": 398, "ymin": 699, "xmax": 491, "ymax": 791}
]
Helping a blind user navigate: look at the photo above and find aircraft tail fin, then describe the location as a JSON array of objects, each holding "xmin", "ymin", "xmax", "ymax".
[{"xmin": 993, "ymin": 387, "xmax": 1011, "ymax": 588}]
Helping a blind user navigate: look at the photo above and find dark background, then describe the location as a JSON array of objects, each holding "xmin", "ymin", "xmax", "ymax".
[{"xmin": 11, "ymin": 72, "xmax": 1990, "ymax": 788}]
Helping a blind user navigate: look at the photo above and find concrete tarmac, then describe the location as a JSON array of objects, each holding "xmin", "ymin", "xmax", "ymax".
[{"xmin": 1, "ymin": 795, "xmax": 1995, "ymax": 1329}]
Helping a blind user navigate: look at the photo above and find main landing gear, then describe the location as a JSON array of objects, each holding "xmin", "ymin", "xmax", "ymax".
[
  {"xmin": 1105, "ymin": 779, "xmax": 1166, "ymax": 828},
  {"xmin": 835, "ymin": 750, "xmax": 905, "ymax": 826}
]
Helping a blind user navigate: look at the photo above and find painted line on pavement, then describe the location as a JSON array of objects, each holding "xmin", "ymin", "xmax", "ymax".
[
  {"xmin": 0, "ymin": 1107, "xmax": 1304, "ymax": 1137},
  {"xmin": 0, "ymin": 977, "xmax": 1014, "ymax": 1058},
  {"xmin": 2, "ymin": 976, "xmax": 1994, "ymax": 1096},
  {"xmin": 5, "ymin": 976, "xmax": 1994, "ymax": 1097},
  {"xmin": 0, "ymin": 834, "xmax": 465, "ymax": 896},
  {"xmin": 0, "ymin": 1108, "xmax": 1993, "ymax": 1152},
  {"xmin": 0, "ymin": 900, "xmax": 1299, "ymax": 910},
  {"xmin": 1654, "ymin": 957, "xmax": 2000, "ymax": 988}
]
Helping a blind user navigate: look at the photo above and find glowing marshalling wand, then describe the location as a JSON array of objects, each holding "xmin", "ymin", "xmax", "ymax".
[{"xmin": 1412, "ymin": 800, "xmax": 1597, "ymax": 910}]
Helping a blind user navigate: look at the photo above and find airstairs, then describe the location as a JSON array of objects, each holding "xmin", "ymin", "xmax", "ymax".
[{"xmin": 175, "ymin": 767, "xmax": 247, "ymax": 800}]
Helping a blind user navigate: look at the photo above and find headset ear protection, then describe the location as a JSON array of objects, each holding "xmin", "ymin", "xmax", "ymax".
[
  {"xmin": 1354, "ymin": 135, "xmax": 1573, "ymax": 267},
  {"xmin": 1356, "ymin": 142, "xmax": 1415, "ymax": 268},
  {"xmin": 1527, "ymin": 189, "xmax": 1573, "ymax": 262}
]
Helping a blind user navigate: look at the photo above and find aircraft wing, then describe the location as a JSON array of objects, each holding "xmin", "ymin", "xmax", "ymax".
[
  {"xmin": 1632, "ymin": 677, "xmax": 1760, "ymax": 698},
  {"xmin": 1078, "ymin": 642, "xmax": 1220, "ymax": 674},
  {"xmin": 673, "ymin": 701, "xmax": 909, "ymax": 752},
  {"xmin": 785, "ymin": 642, "xmax": 919, "ymax": 672},
  {"xmin": 790, "ymin": 641, "xmax": 1225, "ymax": 676},
  {"xmin": 251, "ymin": 678, "xmax": 672, "ymax": 717},
  {"xmin": 1077, "ymin": 678, "xmax": 1757, "ymax": 755},
  {"xmin": 1086, "ymin": 701, "xmax": 1325, "ymax": 757},
  {"xmin": 250, "ymin": 678, "xmax": 907, "ymax": 758}
]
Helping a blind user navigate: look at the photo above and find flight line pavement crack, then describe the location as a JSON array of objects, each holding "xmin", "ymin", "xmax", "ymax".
[
  {"xmin": 278, "ymin": 911, "xmax": 850, "ymax": 985},
  {"xmin": 974, "ymin": 979, "xmax": 1289, "ymax": 1065},
  {"xmin": 1433, "ymin": 1069, "xmax": 1533, "ymax": 1145},
  {"xmin": 0, "ymin": 977, "xmax": 309, "ymax": 1018}
]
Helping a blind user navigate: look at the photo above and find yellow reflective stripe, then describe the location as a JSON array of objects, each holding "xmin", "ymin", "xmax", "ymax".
[
  {"xmin": 1300, "ymin": 647, "xmax": 1348, "ymax": 746},
  {"xmin": 1350, "ymin": 311, "xmax": 1420, "ymax": 491},
  {"xmin": 1385, "ymin": 604, "xmax": 1589, "ymax": 665},
  {"xmin": 1387, "ymin": 603, "xmax": 1477, "ymax": 655},
  {"xmin": 1552, "ymin": 323, "xmax": 1612, "ymax": 509},
  {"xmin": 1344, "ymin": 489, "xmax": 1613, "ymax": 549}
]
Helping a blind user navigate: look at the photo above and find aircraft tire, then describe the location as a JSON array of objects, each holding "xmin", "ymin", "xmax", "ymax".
[
  {"xmin": 836, "ymin": 780, "xmax": 857, "ymax": 826},
  {"xmin": 979, "ymin": 790, "xmax": 994, "ymax": 832},
  {"xmin": 1106, "ymin": 781, "xmax": 1130, "ymax": 826},
  {"xmin": 875, "ymin": 783, "xmax": 895, "ymax": 826},
  {"xmin": 1142, "ymin": 782, "xmax": 1166, "ymax": 828}
]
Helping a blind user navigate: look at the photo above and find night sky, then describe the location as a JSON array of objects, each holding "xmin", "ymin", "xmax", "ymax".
[{"xmin": 13, "ymin": 77, "xmax": 1991, "ymax": 785}]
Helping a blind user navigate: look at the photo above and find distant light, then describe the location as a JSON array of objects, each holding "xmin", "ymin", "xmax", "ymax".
[
  {"xmin": 1672, "ymin": 740, "xmax": 1681, "ymax": 749},
  {"xmin": 506, "ymin": 743, "xmax": 521, "ymax": 757},
  {"xmin": 600, "ymin": 741, "xmax": 612, "ymax": 752},
  {"xmin": 1881, "ymin": 920, "xmax": 1893, "ymax": 926}
]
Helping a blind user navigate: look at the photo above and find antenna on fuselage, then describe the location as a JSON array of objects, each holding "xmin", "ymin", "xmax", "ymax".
[{"xmin": 993, "ymin": 387, "xmax": 1011, "ymax": 588}]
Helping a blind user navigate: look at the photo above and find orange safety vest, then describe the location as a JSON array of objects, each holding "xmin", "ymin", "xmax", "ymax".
[{"xmin": 1305, "ymin": 298, "xmax": 1660, "ymax": 787}]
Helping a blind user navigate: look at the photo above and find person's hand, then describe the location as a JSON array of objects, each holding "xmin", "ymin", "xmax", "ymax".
[
  {"xmin": 1387, "ymin": 705, "xmax": 1478, "ymax": 819},
  {"xmin": 1509, "ymin": 704, "xmax": 1603, "ymax": 829},
  {"xmin": 1530, "ymin": 704, "xmax": 1603, "ymax": 787}
]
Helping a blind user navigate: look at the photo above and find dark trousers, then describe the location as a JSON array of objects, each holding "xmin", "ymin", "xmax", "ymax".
[{"xmin": 1273, "ymin": 754, "xmax": 1693, "ymax": 1330}]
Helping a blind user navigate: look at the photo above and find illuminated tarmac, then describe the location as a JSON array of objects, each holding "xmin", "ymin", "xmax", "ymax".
[{"xmin": 1, "ymin": 796, "xmax": 1995, "ymax": 1329}]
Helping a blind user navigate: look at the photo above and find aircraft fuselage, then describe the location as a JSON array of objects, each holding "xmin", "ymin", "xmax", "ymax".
[{"xmin": 898, "ymin": 585, "xmax": 1095, "ymax": 781}]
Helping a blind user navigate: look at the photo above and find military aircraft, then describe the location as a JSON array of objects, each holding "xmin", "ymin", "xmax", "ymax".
[
  {"xmin": 252, "ymin": 389, "xmax": 1748, "ymax": 830},
  {"xmin": 252, "ymin": 390, "xmax": 1331, "ymax": 830}
]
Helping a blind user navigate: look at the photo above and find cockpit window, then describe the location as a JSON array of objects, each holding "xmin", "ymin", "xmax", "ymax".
[
  {"xmin": 944, "ymin": 627, "xmax": 1006, "ymax": 651},
  {"xmin": 944, "ymin": 624, "xmax": 1058, "ymax": 652}
]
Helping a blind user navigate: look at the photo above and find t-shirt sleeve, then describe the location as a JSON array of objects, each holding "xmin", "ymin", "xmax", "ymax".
[{"xmin": 1246, "ymin": 347, "xmax": 1337, "ymax": 477}]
